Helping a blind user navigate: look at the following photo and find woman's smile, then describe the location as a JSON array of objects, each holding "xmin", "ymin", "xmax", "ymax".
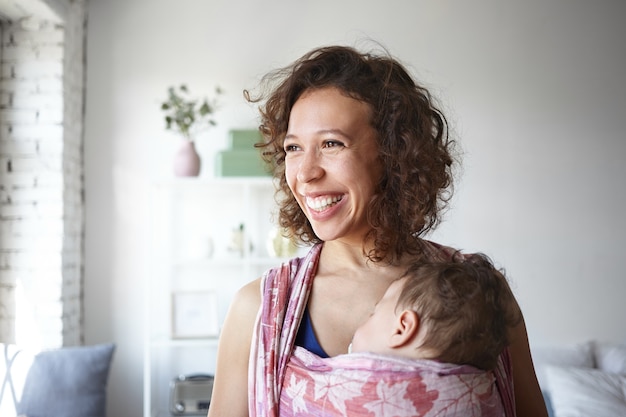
[{"xmin": 305, "ymin": 194, "xmax": 344, "ymax": 212}]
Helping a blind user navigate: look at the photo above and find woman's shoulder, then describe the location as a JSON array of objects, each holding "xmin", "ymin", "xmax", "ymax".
[
  {"xmin": 231, "ymin": 277, "xmax": 263, "ymax": 318},
  {"xmin": 419, "ymin": 239, "xmax": 465, "ymax": 262}
]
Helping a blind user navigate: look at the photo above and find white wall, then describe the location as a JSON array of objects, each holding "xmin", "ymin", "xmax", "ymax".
[{"xmin": 84, "ymin": 1, "xmax": 626, "ymax": 415}]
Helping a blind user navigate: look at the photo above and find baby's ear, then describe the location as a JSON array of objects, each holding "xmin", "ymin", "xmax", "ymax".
[{"xmin": 389, "ymin": 310, "xmax": 420, "ymax": 348}]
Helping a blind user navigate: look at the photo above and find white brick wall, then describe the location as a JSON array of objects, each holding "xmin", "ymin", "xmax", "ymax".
[
  {"xmin": 0, "ymin": 0, "xmax": 86, "ymax": 349},
  {"xmin": 60, "ymin": 0, "xmax": 86, "ymax": 346}
]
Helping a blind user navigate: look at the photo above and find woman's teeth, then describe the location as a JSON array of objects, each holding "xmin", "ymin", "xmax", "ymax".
[{"xmin": 306, "ymin": 195, "xmax": 342, "ymax": 211}]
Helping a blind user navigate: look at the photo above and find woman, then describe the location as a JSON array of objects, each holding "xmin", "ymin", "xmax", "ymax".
[{"xmin": 208, "ymin": 45, "xmax": 547, "ymax": 417}]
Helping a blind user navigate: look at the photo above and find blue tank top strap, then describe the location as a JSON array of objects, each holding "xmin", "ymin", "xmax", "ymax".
[{"xmin": 294, "ymin": 306, "xmax": 329, "ymax": 358}]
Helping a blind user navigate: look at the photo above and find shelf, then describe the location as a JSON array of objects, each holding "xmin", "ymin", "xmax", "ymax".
[
  {"xmin": 149, "ymin": 338, "xmax": 220, "ymax": 348},
  {"xmin": 153, "ymin": 176, "xmax": 277, "ymax": 187},
  {"xmin": 171, "ymin": 255, "xmax": 297, "ymax": 268},
  {"xmin": 144, "ymin": 176, "xmax": 288, "ymax": 417}
]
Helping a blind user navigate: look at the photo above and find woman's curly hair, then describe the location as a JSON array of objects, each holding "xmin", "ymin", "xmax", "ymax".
[{"xmin": 247, "ymin": 45, "xmax": 457, "ymax": 263}]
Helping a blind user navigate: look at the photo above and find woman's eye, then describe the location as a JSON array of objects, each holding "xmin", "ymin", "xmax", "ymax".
[
  {"xmin": 284, "ymin": 144, "xmax": 299, "ymax": 152},
  {"xmin": 323, "ymin": 140, "xmax": 344, "ymax": 148}
]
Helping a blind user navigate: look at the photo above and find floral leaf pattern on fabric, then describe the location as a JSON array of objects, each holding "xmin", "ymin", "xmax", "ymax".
[
  {"xmin": 313, "ymin": 370, "xmax": 368, "ymax": 414},
  {"xmin": 284, "ymin": 373, "xmax": 308, "ymax": 414},
  {"xmin": 363, "ymin": 379, "xmax": 419, "ymax": 416},
  {"xmin": 420, "ymin": 372, "xmax": 496, "ymax": 416}
]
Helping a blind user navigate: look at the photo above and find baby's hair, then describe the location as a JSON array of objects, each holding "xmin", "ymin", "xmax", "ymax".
[{"xmin": 396, "ymin": 253, "xmax": 522, "ymax": 370}]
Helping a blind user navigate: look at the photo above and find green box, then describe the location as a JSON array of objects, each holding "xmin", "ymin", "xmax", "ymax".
[
  {"xmin": 229, "ymin": 129, "xmax": 263, "ymax": 150},
  {"xmin": 215, "ymin": 149, "xmax": 271, "ymax": 177}
]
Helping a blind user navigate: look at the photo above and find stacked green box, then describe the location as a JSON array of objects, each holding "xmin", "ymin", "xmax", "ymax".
[{"xmin": 215, "ymin": 129, "xmax": 271, "ymax": 177}]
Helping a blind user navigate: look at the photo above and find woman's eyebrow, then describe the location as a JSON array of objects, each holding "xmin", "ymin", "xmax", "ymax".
[{"xmin": 285, "ymin": 128, "xmax": 350, "ymax": 140}]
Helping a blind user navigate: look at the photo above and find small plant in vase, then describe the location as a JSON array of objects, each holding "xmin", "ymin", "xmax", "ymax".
[{"xmin": 161, "ymin": 84, "xmax": 223, "ymax": 177}]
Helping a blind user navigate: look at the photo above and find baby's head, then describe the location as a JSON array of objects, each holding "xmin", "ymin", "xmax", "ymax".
[{"xmin": 350, "ymin": 253, "xmax": 522, "ymax": 370}]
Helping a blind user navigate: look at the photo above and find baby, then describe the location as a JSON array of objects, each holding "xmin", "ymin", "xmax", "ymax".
[{"xmin": 350, "ymin": 253, "xmax": 522, "ymax": 370}]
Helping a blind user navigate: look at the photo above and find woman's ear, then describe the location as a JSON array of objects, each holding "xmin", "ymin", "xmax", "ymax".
[{"xmin": 389, "ymin": 310, "xmax": 420, "ymax": 348}]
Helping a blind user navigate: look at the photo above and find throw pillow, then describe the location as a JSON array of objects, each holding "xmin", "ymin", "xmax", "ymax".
[
  {"xmin": 545, "ymin": 365, "xmax": 626, "ymax": 417},
  {"xmin": 531, "ymin": 341, "xmax": 594, "ymax": 390},
  {"xmin": 595, "ymin": 342, "xmax": 626, "ymax": 375},
  {"xmin": 17, "ymin": 343, "xmax": 115, "ymax": 417}
]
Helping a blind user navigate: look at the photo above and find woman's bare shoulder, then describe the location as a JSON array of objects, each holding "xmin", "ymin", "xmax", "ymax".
[
  {"xmin": 223, "ymin": 277, "xmax": 263, "ymax": 340},
  {"xmin": 208, "ymin": 278, "xmax": 262, "ymax": 417}
]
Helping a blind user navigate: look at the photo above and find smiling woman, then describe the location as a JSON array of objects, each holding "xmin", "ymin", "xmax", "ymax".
[{"xmin": 208, "ymin": 45, "xmax": 548, "ymax": 417}]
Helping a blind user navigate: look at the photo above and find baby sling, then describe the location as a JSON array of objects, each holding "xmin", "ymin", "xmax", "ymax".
[{"xmin": 249, "ymin": 243, "xmax": 516, "ymax": 416}]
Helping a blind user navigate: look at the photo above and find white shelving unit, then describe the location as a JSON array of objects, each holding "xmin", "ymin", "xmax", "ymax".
[{"xmin": 143, "ymin": 177, "xmax": 302, "ymax": 417}]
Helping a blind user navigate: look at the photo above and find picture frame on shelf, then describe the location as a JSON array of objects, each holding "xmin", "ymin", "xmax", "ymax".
[{"xmin": 171, "ymin": 291, "xmax": 219, "ymax": 339}]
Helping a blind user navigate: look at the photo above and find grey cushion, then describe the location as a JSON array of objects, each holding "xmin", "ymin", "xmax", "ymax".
[{"xmin": 17, "ymin": 343, "xmax": 115, "ymax": 417}]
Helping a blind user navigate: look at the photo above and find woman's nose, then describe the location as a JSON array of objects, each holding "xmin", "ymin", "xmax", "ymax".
[{"xmin": 296, "ymin": 149, "xmax": 324, "ymax": 183}]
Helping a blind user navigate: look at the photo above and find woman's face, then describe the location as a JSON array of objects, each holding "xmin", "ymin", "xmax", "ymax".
[{"xmin": 284, "ymin": 87, "xmax": 382, "ymax": 243}]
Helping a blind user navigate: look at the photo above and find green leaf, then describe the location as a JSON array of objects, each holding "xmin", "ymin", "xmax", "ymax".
[
  {"xmin": 161, "ymin": 84, "xmax": 222, "ymax": 138},
  {"xmin": 199, "ymin": 101, "xmax": 210, "ymax": 116}
]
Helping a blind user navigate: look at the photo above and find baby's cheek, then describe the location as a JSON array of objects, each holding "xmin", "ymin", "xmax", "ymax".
[{"xmin": 349, "ymin": 328, "xmax": 365, "ymax": 353}]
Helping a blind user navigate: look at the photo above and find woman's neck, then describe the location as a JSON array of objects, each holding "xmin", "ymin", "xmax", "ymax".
[{"xmin": 317, "ymin": 240, "xmax": 409, "ymax": 282}]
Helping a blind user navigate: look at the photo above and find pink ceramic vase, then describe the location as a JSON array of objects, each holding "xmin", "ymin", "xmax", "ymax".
[{"xmin": 173, "ymin": 139, "xmax": 201, "ymax": 177}]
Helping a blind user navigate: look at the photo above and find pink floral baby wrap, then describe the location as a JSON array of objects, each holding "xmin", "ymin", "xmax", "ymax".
[{"xmin": 249, "ymin": 243, "xmax": 516, "ymax": 417}]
